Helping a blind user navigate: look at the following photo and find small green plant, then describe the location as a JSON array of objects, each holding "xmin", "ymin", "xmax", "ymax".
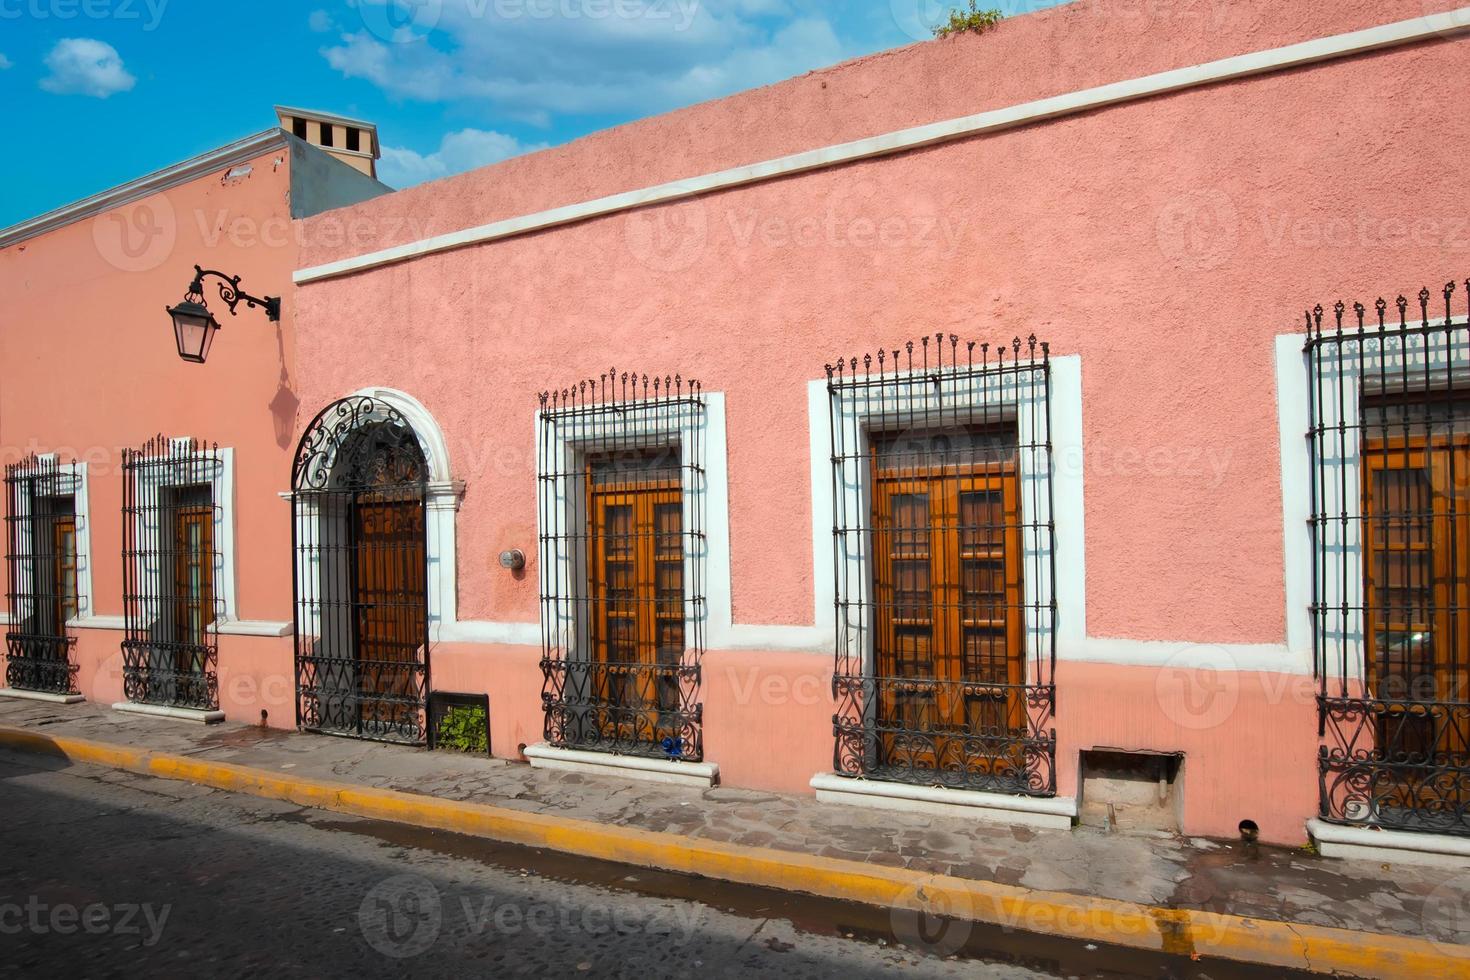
[
  {"xmin": 434, "ymin": 703, "xmax": 489, "ymax": 754},
  {"xmin": 933, "ymin": 2, "xmax": 1005, "ymax": 38}
]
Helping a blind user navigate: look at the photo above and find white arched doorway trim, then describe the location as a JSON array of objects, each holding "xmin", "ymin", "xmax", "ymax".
[{"xmin": 346, "ymin": 386, "xmax": 464, "ymax": 639}]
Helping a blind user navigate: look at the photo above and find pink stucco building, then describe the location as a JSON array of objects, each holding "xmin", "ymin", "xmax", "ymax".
[{"xmin": 5, "ymin": 2, "xmax": 1470, "ymax": 861}]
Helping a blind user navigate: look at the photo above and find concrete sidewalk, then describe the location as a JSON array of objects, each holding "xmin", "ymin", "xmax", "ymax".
[{"xmin": 1, "ymin": 697, "xmax": 1466, "ymax": 976}]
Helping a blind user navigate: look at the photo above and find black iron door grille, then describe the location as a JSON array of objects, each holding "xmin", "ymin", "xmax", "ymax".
[
  {"xmin": 537, "ymin": 372, "xmax": 706, "ymax": 761},
  {"xmin": 121, "ymin": 436, "xmax": 223, "ymax": 711},
  {"xmin": 827, "ymin": 335, "xmax": 1057, "ymax": 796},
  {"xmin": 291, "ymin": 396, "xmax": 431, "ymax": 745},
  {"xmin": 1308, "ymin": 281, "xmax": 1470, "ymax": 837},
  {"xmin": 3, "ymin": 454, "xmax": 81, "ymax": 695}
]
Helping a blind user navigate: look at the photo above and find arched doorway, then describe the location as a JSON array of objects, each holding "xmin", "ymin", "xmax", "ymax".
[{"xmin": 291, "ymin": 395, "xmax": 430, "ymax": 743}]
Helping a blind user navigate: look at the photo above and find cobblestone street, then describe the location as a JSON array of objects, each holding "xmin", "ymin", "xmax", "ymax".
[{"xmin": 0, "ymin": 749, "xmax": 1305, "ymax": 978}]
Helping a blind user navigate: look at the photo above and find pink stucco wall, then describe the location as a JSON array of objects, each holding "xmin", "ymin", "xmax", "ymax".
[
  {"xmin": 280, "ymin": 3, "xmax": 1468, "ymax": 843},
  {"xmin": 1, "ymin": 144, "xmax": 303, "ymax": 711}
]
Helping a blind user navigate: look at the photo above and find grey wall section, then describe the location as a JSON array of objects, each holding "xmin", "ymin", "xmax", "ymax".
[{"xmin": 287, "ymin": 136, "xmax": 392, "ymax": 219}]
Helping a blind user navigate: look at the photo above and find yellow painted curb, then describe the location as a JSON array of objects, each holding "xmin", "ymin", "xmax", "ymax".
[{"xmin": 2, "ymin": 725, "xmax": 1464, "ymax": 977}]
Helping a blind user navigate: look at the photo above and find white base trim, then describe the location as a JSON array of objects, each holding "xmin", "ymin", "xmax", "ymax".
[
  {"xmin": 1307, "ymin": 818, "xmax": 1470, "ymax": 868},
  {"xmin": 112, "ymin": 702, "xmax": 225, "ymax": 725},
  {"xmin": 0, "ymin": 688, "xmax": 85, "ymax": 705},
  {"xmin": 810, "ymin": 772, "xmax": 1077, "ymax": 830},
  {"xmin": 523, "ymin": 743, "xmax": 719, "ymax": 788}
]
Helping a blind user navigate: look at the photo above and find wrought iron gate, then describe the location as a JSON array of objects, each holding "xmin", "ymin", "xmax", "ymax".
[
  {"xmin": 826, "ymin": 335, "xmax": 1057, "ymax": 795},
  {"xmin": 1308, "ymin": 281, "xmax": 1470, "ymax": 836},
  {"xmin": 121, "ymin": 436, "xmax": 223, "ymax": 710},
  {"xmin": 3, "ymin": 454, "xmax": 81, "ymax": 695},
  {"xmin": 292, "ymin": 396, "xmax": 431, "ymax": 744}
]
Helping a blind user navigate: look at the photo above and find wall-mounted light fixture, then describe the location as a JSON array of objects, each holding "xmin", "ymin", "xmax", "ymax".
[
  {"xmin": 498, "ymin": 549, "xmax": 526, "ymax": 571},
  {"xmin": 166, "ymin": 264, "xmax": 281, "ymax": 363}
]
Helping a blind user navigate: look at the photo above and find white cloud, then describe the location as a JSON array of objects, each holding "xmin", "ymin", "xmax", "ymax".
[
  {"xmin": 322, "ymin": 1, "xmax": 849, "ymax": 122},
  {"xmin": 308, "ymin": 9, "xmax": 334, "ymax": 32},
  {"xmin": 378, "ymin": 128, "xmax": 549, "ymax": 188},
  {"xmin": 39, "ymin": 38, "xmax": 135, "ymax": 98},
  {"xmin": 0, "ymin": 54, "xmax": 12, "ymax": 70}
]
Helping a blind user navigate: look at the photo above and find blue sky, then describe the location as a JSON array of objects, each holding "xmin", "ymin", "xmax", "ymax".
[{"xmin": 0, "ymin": 0, "xmax": 1065, "ymax": 227}]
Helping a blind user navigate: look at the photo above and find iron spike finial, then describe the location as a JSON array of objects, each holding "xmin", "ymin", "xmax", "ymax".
[
  {"xmin": 1396, "ymin": 294, "xmax": 1409, "ymax": 326},
  {"xmin": 1353, "ymin": 302, "xmax": 1365, "ymax": 329},
  {"xmin": 1420, "ymin": 287, "xmax": 1432, "ymax": 324}
]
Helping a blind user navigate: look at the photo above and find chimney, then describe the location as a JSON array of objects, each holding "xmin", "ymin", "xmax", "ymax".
[{"xmin": 275, "ymin": 105, "xmax": 380, "ymax": 179}]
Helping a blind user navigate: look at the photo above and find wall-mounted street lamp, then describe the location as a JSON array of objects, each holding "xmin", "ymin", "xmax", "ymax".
[{"xmin": 166, "ymin": 265, "xmax": 282, "ymax": 363}]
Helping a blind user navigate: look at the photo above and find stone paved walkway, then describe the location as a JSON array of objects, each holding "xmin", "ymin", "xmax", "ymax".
[{"xmin": 2, "ymin": 697, "xmax": 1466, "ymax": 947}]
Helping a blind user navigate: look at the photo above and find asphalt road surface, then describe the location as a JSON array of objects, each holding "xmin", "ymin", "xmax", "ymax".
[{"xmin": 0, "ymin": 750, "xmax": 1296, "ymax": 978}]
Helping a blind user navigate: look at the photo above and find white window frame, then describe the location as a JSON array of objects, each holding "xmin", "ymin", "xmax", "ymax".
[
  {"xmin": 1277, "ymin": 319, "xmax": 1470, "ymax": 688},
  {"xmin": 5, "ymin": 454, "xmax": 94, "ymax": 627},
  {"xmin": 125, "ymin": 439, "xmax": 239, "ymax": 632},
  {"xmin": 536, "ymin": 392, "xmax": 715, "ymax": 659}
]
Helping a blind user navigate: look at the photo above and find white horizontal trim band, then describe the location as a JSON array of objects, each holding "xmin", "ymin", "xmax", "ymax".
[
  {"xmin": 293, "ymin": 9, "xmax": 1470, "ymax": 285},
  {"xmin": 0, "ymin": 130, "xmax": 288, "ymax": 248}
]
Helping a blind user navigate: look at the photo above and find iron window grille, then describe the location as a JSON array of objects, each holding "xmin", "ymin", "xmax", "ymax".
[
  {"xmin": 827, "ymin": 335, "xmax": 1057, "ymax": 796},
  {"xmin": 537, "ymin": 371, "xmax": 706, "ymax": 762},
  {"xmin": 1308, "ymin": 281, "xmax": 1470, "ymax": 837},
  {"xmin": 291, "ymin": 396, "xmax": 431, "ymax": 744},
  {"xmin": 121, "ymin": 436, "xmax": 224, "ymax": 711},
  {"xmin": 3, "ymin": 454, "xmax": 83, "ymax": 695}
]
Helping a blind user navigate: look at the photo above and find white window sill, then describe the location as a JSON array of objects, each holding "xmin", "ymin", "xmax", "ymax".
[
  {"xmin": 209, "ymin": 620, "xmax": 294, "ymax": 637},
  {"xmin": 810, "ymin": 772, "xmax": 1077, "ymax": 830},
  {"xmin": 1307, "ymin": 818, "xmax": 1470, "ymax": 868},
  {"xmin": 523, "ymin": 743, "xmax": 719, "ymax": 788},
  {"xmin": 112, "ymin": 702, "xmax": 225, "ymax": 725},
  {"xmin": 0, "ymin": 688, "xmax": 85, "ymax": 705}
]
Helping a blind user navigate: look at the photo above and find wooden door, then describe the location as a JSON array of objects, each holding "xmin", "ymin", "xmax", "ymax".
[
  {"xmin": 353, "ymin": 493, "xmax": 427, "ymax": 722},
  {"xmin": 50, "ymin": 515, "xmax": 78, "ymax": 636},
  {"xmin": 872, "ymin": 464, "xmax": 1023, "ymax": 773},
  {"xmin": 1362, "ymin": 440, "xmax": 1470, "ymax": 785},
  {"xmin": 588, "ymin": 476, "xmax": 683, "ymax": 745},
  {"xmin": 172, "ymin": 504, "xmax": 214, "ymax": 675}
]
